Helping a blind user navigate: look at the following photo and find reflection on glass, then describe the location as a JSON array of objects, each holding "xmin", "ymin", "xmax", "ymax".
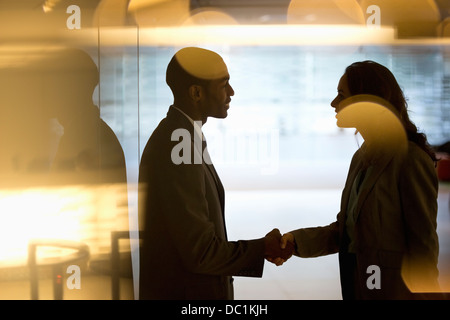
[
  {"xmin": 0, "ymin": 0, "xmax": 449, "ymax": 300},
  {"xmin": 0, "ymin": 48, "xmax": 133, "ymax": 300}
]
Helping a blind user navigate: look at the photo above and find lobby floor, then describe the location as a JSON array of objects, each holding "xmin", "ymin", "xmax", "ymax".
[
  {"xmin": 0, "ymin": 186, "xmax": 448, "ymax": 300},
  {"xmin": 226, "ymin": 187, "xmax": 450, "ymax": 300}
]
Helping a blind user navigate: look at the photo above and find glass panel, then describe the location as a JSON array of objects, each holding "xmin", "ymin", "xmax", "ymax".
[{"xmin": 0, "ymin": 0, "xmax": 449, "ymax": 300}]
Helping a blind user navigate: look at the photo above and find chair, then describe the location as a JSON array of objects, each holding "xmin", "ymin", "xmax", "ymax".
[
  {"xmin": 28, "ymin": 239, "xmax": 89, "ymax": 300},
  {"xmin": 110, "ymin": 230, "xmax": 138, "ymax": 300},
  {"xmin": 88, "ymin": 230, "xmax": 141, "ymax": 299}
]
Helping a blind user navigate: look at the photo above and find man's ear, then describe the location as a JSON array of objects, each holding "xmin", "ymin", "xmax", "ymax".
[{"xmin": 188, "ymin": 84, "xmax": 203, "ymax": 102}]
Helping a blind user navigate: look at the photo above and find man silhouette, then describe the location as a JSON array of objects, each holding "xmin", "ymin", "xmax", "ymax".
[{"xmin": 138, "ymin": 47, "xmax": 292, "ymax": 300}]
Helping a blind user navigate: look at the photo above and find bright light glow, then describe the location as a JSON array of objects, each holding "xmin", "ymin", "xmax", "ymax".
[
  {"xmin": 128, "ymin": 0, "xmax": 173, "ymax": 12},
  {"xmin": 0, "ymin": 45, "xmax": 68, "ymax": 68},
  {"xmin": 0, "ymin": 183, "xmax": 129, "ymax": 268},
  {"xmin": 48, "ymin": 25, "xmax": 450, "ymax": 48},
  {"xmin": 42, "ymin": 0, "xmax": 61, "ymax": 13},
  {"xmin": 137, "ymin": 24, "xmax": 396, "ymax": 46}
]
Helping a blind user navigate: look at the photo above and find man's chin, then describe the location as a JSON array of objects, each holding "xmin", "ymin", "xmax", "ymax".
[{"xmin": 213, "ymin": 111, "xmax": 228, "ymax": 119}]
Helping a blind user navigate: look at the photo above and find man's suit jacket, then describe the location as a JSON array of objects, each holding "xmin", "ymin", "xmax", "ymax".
[
  {"xmin": 291, "ymin": 141, "xmax": 440, "ymax": 299},
  {"xmin": 138, "ymin": 106, "xmax": 265, "ymax": 300}
]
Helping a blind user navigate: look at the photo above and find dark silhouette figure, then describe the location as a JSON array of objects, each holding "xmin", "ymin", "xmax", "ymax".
[
  {"xmin": 281, "ymin": 61, "xmax": 440, "ymax": 299},
  {"xmin": 43, "ymin": 49, "xmax": 133, "ymax": 299},
  {"xmin": 0, "ymin": 48, "xmax": 133, "ymax": 299},
  {"xmin": 138, "ymin": 47, "xmax": 293, "ymax": 300},
  {"xmin": 40, "ymin": 49, "xmax": 126, "ymax": 185},
  {"xmin": 0, "ymin": 59, "xmax": 55, "ymax": 186}
]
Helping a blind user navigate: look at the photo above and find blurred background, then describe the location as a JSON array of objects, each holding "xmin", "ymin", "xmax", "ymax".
[{"xmin": 0, "ymin": 0, "xmax": 449, "ymax": 299}]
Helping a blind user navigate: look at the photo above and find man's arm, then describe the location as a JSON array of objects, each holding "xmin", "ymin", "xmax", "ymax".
[{"xmin": 156, "ymin": 157, "xmax": 265, "ymax": 277}]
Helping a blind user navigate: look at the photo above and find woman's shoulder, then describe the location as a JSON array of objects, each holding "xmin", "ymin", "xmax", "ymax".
[
  {"xmin": 401, "ymin": 141, "xmax": 436, "ymax": 172},
  {"xmin": 406, "ymin": 141, "xmax": 434, "ymax": 160}
]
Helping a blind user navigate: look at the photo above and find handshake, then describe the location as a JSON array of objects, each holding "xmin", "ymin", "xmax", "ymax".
[{"xmin": 264, "ymin": 229, "xmax": 295, "ymax": 266}]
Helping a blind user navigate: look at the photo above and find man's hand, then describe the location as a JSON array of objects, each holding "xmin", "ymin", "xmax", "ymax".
[
  {"xmin": 264, "ymin": 229, "xmax": 295, "ymax": 266},
  {"xmin": 280, "ymin": 232, "xmax": 295, "ymax": 250}
]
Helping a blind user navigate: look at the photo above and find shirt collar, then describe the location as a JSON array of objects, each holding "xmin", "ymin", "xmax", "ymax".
[{"xmin": 172, "ymin": 105, "xmax": 203, "ymax": 140}]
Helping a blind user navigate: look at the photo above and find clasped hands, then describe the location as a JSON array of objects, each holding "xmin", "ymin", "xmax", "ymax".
[{"xmin": 264, "ymin": 229, "xmax": 295, "ymax": 266}]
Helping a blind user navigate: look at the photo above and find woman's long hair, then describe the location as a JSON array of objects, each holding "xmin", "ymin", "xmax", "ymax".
[{"xmin": 344, "ymin": 60, "xmax": 437, "ymax": 162}]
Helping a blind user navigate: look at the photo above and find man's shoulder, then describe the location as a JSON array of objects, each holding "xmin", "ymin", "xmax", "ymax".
[
  {"xmin": 149, "ymin": 108, "xmax": 192, "ymax": 141},
  {"xmin": 140, "ymin": 109, "xmax": 194, "ymax": 165},
  {"xmin": 141, "ymin": 117, "xmax": 172, "ymax": 160}
]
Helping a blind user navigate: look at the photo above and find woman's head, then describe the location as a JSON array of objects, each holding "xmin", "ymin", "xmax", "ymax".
[
  {"xmin": 331, "ymin": 60, "xmax": 436, "ymax": 161},
  {"xmin": 344, "ymin": 61, "xmax": 407, "ymax": 120}
]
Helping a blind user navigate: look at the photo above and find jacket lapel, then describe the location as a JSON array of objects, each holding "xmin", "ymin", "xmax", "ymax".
[
  {"xmin": 174, "ymin": 110, "xmax": 225, "ymax": 216},
  {"xmin": 353, "ymin": 153, "xmax": 395, "ymax": 222},
  {"xmin": 340, "ymin": 154, "xmax": 364, "ymax": 222},
  {"xmin": 168, "ymin": 106, "xmax": 227, "ymax": 231},
  {"xmin": 194, "ymin": 133, "xmax": 227, "ymax": 238},
  {"xmin": 206, "ymin": 162, "xmax": 225, "ymax": 214},
  {"xmin": 195, "ymin": 135, "xmax": 226, "ymax": 214}
]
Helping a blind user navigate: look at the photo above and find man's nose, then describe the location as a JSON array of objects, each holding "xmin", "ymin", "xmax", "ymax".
[{"xmin": 228, "ymin": 84, "xmax": 235, "ymax": 96}]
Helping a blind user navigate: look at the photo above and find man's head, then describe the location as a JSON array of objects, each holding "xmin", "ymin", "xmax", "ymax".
[{"xmin": 166, "ymin": 47, "xmax": 234, "ymax": 123}]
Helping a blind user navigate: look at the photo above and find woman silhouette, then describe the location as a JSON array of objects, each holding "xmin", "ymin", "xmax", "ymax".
[{"xmin": 281, "ymin": 61, "xmax": 440, "ymax": 300}]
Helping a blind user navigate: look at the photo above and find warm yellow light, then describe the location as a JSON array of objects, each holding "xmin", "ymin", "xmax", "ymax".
[
  {"xmin": 128, "ymin": 0, "xmax": 172, "ymax": 11},
  {"xmin": 336, "ymin": 94, "xmax": 408, "ymax": 157},
  {"xmin": 129, "ymin": 0, "xmax": 190, "ymax": 27},
  {"xmin": 0, "ymin": 45, "xmax": 67, "ymax": 68},
  {"xmin": 173, "ymin": 47, "xmax": 229, "ymax": 80},
  {"xmin": 137, "ymin": 24, "xmax": 396, "ymax": 46},
  {"xmin": 287, "ymin": 0, "xmax": 365, "ymax": 25},
  {"xmin": 0, "ymin": 183, "xmax": 129, "ymax": 268},
  {"xmin": 42, "ymin": 0, "xmax": 61, "ymax": 13},
  {"xmin": 183, "ymin": 10, "xmax": 238, "ymax": 26}
]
